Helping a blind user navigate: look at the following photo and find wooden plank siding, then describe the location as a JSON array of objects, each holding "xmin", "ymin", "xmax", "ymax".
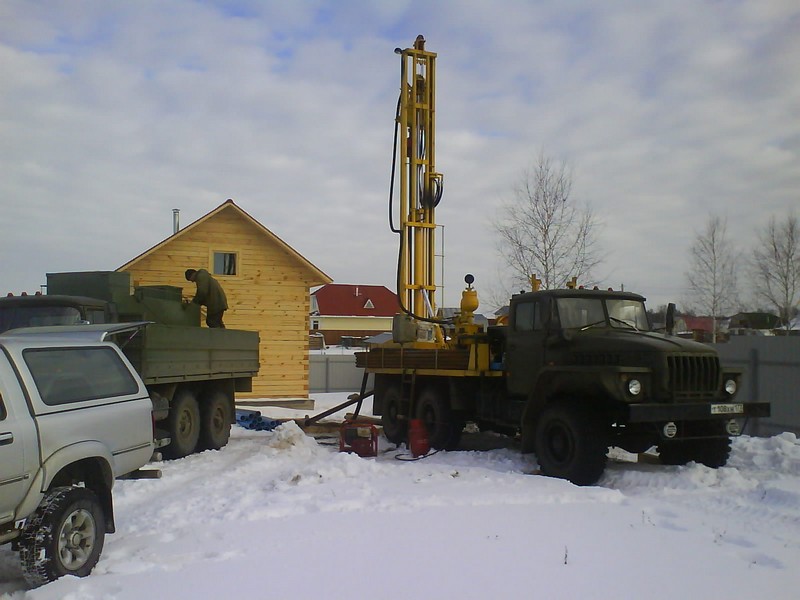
[{"xmin": 118, "ymin": 201, "xmax": 331, "ymax": 398}]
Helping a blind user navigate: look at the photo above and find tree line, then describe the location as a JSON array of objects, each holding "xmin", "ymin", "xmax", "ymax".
[{"xmin": 492, "ymin": 153, "xmax": 799, "ymax": 333}]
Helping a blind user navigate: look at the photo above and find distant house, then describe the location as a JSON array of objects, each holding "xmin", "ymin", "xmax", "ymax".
[
  {"xmin": 117, "ymin": 199, "xmax": 331, "ymax": 398},
  {"xmin": 729, "ymin": 312, "xmax": 781, "ymax": 331},
  {"xmin": 311, "ymin": 284, "xmax": 399, "ymax": 346},
  {"xmin": 675, "ymin": 316, "xmax": 729, "ymax": 342}
]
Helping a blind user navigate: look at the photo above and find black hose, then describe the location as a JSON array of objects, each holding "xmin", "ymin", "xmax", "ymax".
[{"xmin": 388, "ymin": 94, "xmax": 402, "ymax": 234}]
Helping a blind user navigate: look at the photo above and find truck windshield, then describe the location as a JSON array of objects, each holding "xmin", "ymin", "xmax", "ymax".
[
  {"xmin": 0, "ymin": 306, "xmax": 83, "ymax": 333},
  {"xmin": 606, "ymin": 299, "xmax": 649, "ymax": 331},
  {"xmin": 556, "ymin": 297, "xmax": 650, "ymax": 331},
  {"xmin": 556, "ymin": 298, "xmax": 606, "ymax": 329}
]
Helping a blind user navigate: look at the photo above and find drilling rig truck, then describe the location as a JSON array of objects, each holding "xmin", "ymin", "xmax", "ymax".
[{"xmin": 355, "ymin": 36, "xmax": 770, "ymax": 485}]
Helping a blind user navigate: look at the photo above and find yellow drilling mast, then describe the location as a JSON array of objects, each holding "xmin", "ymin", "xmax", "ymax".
[{"xmin": 396, "ymin": 35, "xmax": 443, "ymax": 322}]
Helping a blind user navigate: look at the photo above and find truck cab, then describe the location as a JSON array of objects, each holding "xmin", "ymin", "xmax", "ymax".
[
  {"xmin": 504, "ymin": 288, "xmax": 769, "ymax": 484},
  {"xmin": 0, "ymin": 294, "xmax": 112, "ymax": 334}
]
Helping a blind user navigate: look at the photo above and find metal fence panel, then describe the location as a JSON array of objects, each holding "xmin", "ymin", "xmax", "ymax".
[
  {"xmin": 714, "ymin": 337, "xmax": 800, "ymax": 436},
  {"xmin": 309, "ymin": 354, "xmax": 363, "ymax": 393}
]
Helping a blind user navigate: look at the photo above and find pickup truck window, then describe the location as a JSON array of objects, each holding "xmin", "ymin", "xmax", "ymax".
[
  {"xmin": 23, "ymin": 347, "xmax": 139, "ymax": 406},
  {"xmin": 0, "ymin": 395, "xmax": 5, "ymax": 420}
]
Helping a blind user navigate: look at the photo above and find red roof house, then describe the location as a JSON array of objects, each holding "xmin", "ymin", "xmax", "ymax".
[{"xmin": 310, "ymin": 284, "xmax": 399, "ymax": 346}]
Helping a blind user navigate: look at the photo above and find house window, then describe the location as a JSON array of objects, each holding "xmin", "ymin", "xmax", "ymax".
[
  {"xmin": 364, "ymin": 299, "xmax": 375, "ymax": 309},
  {"xmin": 311, "ymin": 319, "xmax": 320, "ymax": 330},
  {"xmin": 213, "ymin": 252, "xmax": 237, "ymax": 276}
]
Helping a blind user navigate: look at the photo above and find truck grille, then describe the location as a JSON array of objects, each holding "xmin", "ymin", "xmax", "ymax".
[{"xmin": 667, "ymin": 354, "xmax": 720, "ymax": 399}]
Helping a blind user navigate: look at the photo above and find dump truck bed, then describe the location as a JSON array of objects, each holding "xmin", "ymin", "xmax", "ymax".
[{"xmin": 121, "ymin": 324, "xmax": 260, "ymax": 385}]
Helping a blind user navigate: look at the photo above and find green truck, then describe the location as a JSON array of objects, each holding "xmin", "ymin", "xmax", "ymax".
[
  {"xmin": 359, "ymin": 283, "xmax": 771, "ymax": 485},
  {"xmin": 0, "ymin": 271, "xmax": 260, "ymax": 459}
]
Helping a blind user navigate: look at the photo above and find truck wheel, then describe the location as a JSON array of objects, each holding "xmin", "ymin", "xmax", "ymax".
[
  {"xmin": 658, "ymin": 437, "xmax": 731, "ymax": 468},
  {"xmin": 534, "ymin": 402, "xmax": 608, "ymax": 486},
  {"xmin": 381, "ymin": 385, "xmax": 407, "ymax": 445},
  {"xmin": 199, "ymin": 391, "xmax": 232, "ymax": 451},
  {"xmin": 656, "ymin": 441, "xmax": 693, "ymax": 466},
  {"xmin": 416, "ymin": 386, "xmax": 461, "ymax": 450},
  {"xmin": 19, "ymin": 487, "xmax": 106, "ymax": 587},
  {"xmin": 163, "ymin": 389, "xmax": 201, "ymax": 459},
  {"xmin": 694, "ymin": 437, "xmax": 731, "ymax": 468}
]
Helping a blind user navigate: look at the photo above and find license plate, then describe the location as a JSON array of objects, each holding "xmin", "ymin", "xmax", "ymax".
[{"xmin": 711, "ymin": 403, "xmax": 744, "ymax": 415}]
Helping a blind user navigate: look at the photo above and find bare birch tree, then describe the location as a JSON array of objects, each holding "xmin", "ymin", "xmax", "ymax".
[
  {"xmin": 493, "ymin": 153, "xmax": 602, "ymax": 293},
  {"xmin": 751, "ymin": 211, "xmax": 800, "ymax": 329},
  {"xmin": 685, "ymin": 215, "xmax": 739, "ymax": 342}
]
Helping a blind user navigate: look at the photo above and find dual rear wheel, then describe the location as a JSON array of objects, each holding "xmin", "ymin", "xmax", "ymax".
[
  {"xmin": 162, "ymin": 388, "xmax": 232, "ymax": 459},
  {"xmin": 380, "ymin": 384, "xmax": 463, "ymax": 450}
]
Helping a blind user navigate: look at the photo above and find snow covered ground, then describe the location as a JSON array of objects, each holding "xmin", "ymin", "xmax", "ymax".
[{"xmin": 2, "ymin": 392, "xmax": 799, "ymax": 599}]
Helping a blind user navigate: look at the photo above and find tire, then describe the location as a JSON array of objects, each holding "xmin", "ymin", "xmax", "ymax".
[
  {"xmin": 657, "ymin": 441, "xmax": 693, "ymax": 466},
  {"xmin": 416, "ymin": 386, "xmax": 461, "ymax": 450},
  {"xmin": 199, "ymin": 391, "xmax": 232, "ymax": 451},
  {"xmin": 19, "ymin": 487, "xmax": 106, "ymax": 587},
  {"xmin": 163, "ymin": 389, "xmax": 201, "ymax": 459},
  {"xmin": 534, "ymin": 402, "xmax": 609, "ymax": 486},
  {"xmin": 658, "ymin": 437, "xmax": 731, "ymax": 468},
  {"xmin": 380, "ymin": 385, "xmax": 407, "ymax": 445}
]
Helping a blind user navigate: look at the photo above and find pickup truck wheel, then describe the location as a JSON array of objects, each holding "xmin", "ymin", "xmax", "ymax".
[
  {"xmin": 163, "ymin": 389, "xmax": 201, "ymax": 459},
  {"xmin": 199, "ymin": 391, "xmax": 232, "ymax": 451},
  {"xmin": 416, "ymin": 387, "xmax": 461, "ymax": 450},
  {"xmin": 534, "ymin": 403, "xmax": 608, "ymax": 486},
  {"xmin": 381, "ymin": 385, "xmax": 407, "ymax": 445},
  {"xmin": 19, "ymin": 487, "xmax": 106, "ymax": 587}
]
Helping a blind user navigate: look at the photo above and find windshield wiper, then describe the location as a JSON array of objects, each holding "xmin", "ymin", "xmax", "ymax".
[
  {"xmin": 609, "ymin": 316, "xmax": 639, "ymax": 331},
  {"xmin": 580, "ymin": 319, "xmax": 607, "ymax": 331}
]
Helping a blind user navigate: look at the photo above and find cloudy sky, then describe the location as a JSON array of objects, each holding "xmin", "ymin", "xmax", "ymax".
[{"xmin": 2, "ymin": 1, "xmax": 798, "ymax": 311}]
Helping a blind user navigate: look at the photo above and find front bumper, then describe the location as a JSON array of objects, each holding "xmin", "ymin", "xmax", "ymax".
[{"xmin": 626, "ymin": 401, "xmax": 771, "ymax": 423}]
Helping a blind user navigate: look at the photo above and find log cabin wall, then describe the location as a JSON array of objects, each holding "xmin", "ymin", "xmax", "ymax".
[{"xmin": 118, "ymin": 200, "xmax": 331, "ymax": 398}]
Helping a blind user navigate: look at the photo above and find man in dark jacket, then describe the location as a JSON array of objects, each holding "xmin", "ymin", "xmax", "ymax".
[{"xmin": 185, "ymin": 268, "xmax": 228, "ymax": 328}]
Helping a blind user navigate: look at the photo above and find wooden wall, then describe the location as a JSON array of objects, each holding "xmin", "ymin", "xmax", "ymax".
[{"xmin": 120, "ymin": 206, "xmax": 320, "ymax": 398}]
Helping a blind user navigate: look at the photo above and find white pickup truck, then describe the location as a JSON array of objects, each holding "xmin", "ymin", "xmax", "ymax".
[{"xmin": 0, "ymin": 324, "xmax": 155, "ymax": 586}]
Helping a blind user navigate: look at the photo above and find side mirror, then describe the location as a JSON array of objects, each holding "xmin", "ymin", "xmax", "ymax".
[{"xmin": 666, "ymin": 303, "xmax": 676, "ymax": 336}]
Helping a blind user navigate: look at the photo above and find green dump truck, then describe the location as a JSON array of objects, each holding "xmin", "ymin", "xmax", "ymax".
[{"xmin": 0, "ymin": 271, "xmax": 260, "ymax": 459}]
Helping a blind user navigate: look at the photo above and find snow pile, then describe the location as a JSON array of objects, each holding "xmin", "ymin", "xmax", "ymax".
[{"xmin": 1, "ymin": 393, "xmax": 799, "ymax": 599}]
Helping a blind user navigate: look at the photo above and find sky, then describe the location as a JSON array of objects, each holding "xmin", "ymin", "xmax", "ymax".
[
  {"xmin": 1, "ymin": 393, "xmax": 799, "ymax": 598},
  {"xmin": 1, "ymin": 0, "xmax": 798, "ymax": 311}
]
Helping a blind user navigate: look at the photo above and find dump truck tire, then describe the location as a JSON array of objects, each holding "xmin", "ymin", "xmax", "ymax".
[
  {"xmin": 163, "ymin": 389, "xmax": 201, "ymax": 459},
  {"xmin": 199, "ymin": 391, "xmax": 232, "ymax": 451}
]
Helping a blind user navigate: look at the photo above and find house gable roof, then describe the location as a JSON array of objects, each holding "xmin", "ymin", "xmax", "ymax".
[
  {"xmin": 312, "ymin": 284, "xmax": 399, "ymax": 317},
  {"xmin": 117, "ymin": 199, "xmax": 332, "ymax": 285}
]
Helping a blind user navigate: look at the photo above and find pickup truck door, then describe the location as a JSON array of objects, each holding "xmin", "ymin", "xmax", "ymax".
[
  {"xmin": 505, "ymin": 299, "xmax": 547, "ymax": 397},
  {"xmin": 0, "ymin": 352, "xmax": 37, "ymax": 525}
]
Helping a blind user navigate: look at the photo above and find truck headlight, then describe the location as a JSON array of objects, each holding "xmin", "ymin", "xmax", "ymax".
[
  {"xmin": 724, "ymin": 379, "xmax": 737, "ymax": 395},
  {"xmin": 627, "ymin": 379, "xmax": 642, "ymax": 396}
]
